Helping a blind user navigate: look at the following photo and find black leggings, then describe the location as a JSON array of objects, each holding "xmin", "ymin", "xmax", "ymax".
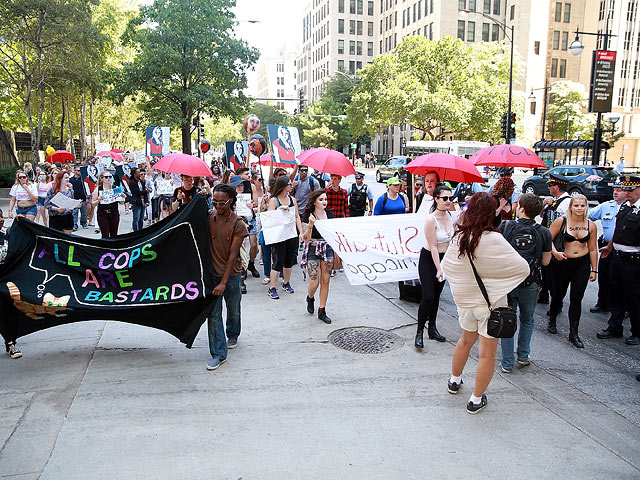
[
  {"xmin": 550, "ymin": 254, "xmax": 590, "ymax": 326},
  {"xmin": 418, "ymin": 248, "xmax": 446, "ymax": 330}
]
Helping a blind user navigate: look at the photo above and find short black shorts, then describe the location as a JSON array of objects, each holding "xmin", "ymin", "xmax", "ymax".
[
  {"xmin": 49, "ymin": 213, "xmax": 74, "ymax": 231},
  {"xmin": 271, "ymin": 236, "xmax": 298, "ymax": 271}
]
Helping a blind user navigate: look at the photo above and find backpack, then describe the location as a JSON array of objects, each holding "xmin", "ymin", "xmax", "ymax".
[
  {"xmin": 456, "ymin": 183, "xmax": 474, "ymax": 203},
  {"xmin": 349, "ymin": 183, "xmax": 368, "ymax": 211},
  {"xmin": 382, "ymin": 192, "xmax": 406, "ymax": 213},
  {"xmin": 501, "ymin": 219, "xmax": 542, "ymax": 287},
  {"xmin": 312, "ymin": 172, "xmax": 326, "ymax": 189},
  {"xmin": 541, "ymin": 194, "xmax": 569, "ymax": 228}
]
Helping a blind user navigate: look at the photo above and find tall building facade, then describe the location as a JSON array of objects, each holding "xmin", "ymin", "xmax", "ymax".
[{"xmin": 256, "ymin": 50, "xmax": 299, "ymax": 114}]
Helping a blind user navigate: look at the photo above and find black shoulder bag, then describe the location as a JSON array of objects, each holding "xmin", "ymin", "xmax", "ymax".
[{"xmin": 467, "ymin": 251, "xmax": 517, "ymax": 338}]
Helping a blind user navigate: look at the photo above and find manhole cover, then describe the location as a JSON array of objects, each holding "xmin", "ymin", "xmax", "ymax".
[{"xmin": 328, "ymin": 327, "xmax": 404, "ymax": 354}]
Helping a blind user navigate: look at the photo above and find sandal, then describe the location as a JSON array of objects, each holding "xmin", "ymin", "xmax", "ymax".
[{"xmin": 262, "ymin": 277, "xmax": 270, "ymax": 285}]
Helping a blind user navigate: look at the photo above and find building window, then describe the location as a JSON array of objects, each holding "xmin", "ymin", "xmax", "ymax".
[
  {"xmin": 413, "ymin": 4, "xmax": 417, "ymax": 22},
  {"xmin": 368, "ymin": 1, "xmax": 374, "ymax": 15},
  {"xmin": 357, "ymin": 61, "xmax": 362, "ymax": 70},
  {"xmin": 368, "ymin": 41, "xmax": 374, "ymax": 55},
  {"xmin": 459, "ymin": 0, "xmax": 465, "ymax": 10},
  {"xmin": 493, "ymin": 0, "xmax": 500, "ymax": 14},
  {"xmin": 510, "ymin": 4, "xmax": 515, "ymax": 19},
  {"xmin": 457, "ymin": 20, "xmax": 465, "ymax": 41},
  {"xmin": 483, "ymin": 0, "xmax": 490, "ymax": 14},
  {"xmin": 492, "ymin": 24, "xmax": 499, "ymax": 41},
  {"xmin": 534, "ymin": 41, "xmax": 540, "ymax": 55},
  {"xmin": 338, "ymin": 59, "xmax": 345, "ymax": 71},
  {"xmin": 380, "ymin": 39, "xmax": 383, "ymax": 52},
  {"xmin": 350, "ymin": 40, "xmax": 356, "ymax": 54},
  {"xmin": 561, "ymin": 31, "xmax": 568, "ymax": 50},
  {"xmin": 350, "ymin": 0, "xmax": 356, "ymax": 14},
  {"xmin": 418, "ymin": 1, "xmax": 422, "ymax": 19},
  {"xmin": 338, "ymin": 39, "xmax": 344, "ymax": 54},
  {"xmin": 357, "ymin": 0, "xmax": 363, "ymax": 14},
  {"xmin": 357, "ymin": 40, "xmax": 363, "ymax": 55},
  {"xmin": 467, "ymin": 21, "xmax": 475, "ymax": 42},
  {"xmin": 555, "ymin": 2, "xmax": 562, "ymax": 22},
  {"xmin": 530, "ymin": 101, "xmax": 536, "ymax": 114},
  {"xmin": 357, "ymin": 20, "xmax": 363, "ymax": 35},
  {"xmin": 406, "ymin": 7, "xmax": 410, "ymax": 24},
  {"xmin": 563, "ymin": 3, "xmax": 571, "ymax": 22},
  {"xmin": 338, "ymin": 19, "xmax": 344, "ymax": 33},
  {"xmin": 469, "ymin": 0, "xmax": 476, "ymax": 11},
  {"xmin": 368, "ymin": 21, "xmax": 373, "ymax": 36},
  {"xmin": 551, "ymin": 58, "xmax": 558, "ymax": 77},
  {"xmin": 339, "ymin": 0, "xmax": 344, "ymax": 13},
  {"xmin": 482, "ymin": 23, "xmax": 489, "ymax": 41},
  {"xmin": 380, "ymin": 19, "xmax": 383, "ymax": 34},
  {"xmin": 395, "ymin": 10, "xmax": 397, "ymax": 26},
  {"xmin": 553, "ymin": 31, "xmax": 560, "ymax": 50},
  {"xmin": 559, "ymin": 59, "xmax": 566, "ymax": 78},
  {"xmin": 429, "ymin": 23, "xmax": 433, "ymax": 40},
  {"xmin": 349, "ymin": 60, "xmax": 356, "ymax": 74},
  {"xmin": 350, "ymin": 20, "xmax": 356, "ymax": 34}
]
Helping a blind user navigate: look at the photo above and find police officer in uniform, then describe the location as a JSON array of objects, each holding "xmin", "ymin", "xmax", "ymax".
[
  {"xmin": 600, "ymin": 175, "xmax": 640, "ymax": 345},
  {"xmin": 538, "ymin": 173, "xmax": 572, "ymax": 304},
  {"xmin": 589, "ymin": 184, "xmax": 626, "ymax": 314}
]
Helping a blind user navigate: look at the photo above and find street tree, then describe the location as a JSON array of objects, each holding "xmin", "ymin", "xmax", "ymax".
[
  {"xmin": 112, "ymin": 0, "xmax": 259, "ymax": 154},
  {"xmin": 545, "ymin": 81, "xmax": 594, "ymax": 140}
]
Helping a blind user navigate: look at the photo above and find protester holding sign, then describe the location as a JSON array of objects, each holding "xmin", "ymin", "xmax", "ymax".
[
  {"xmin": 44, "ymin": 171, "xmax": 77, "ymax": 233},
  {"xmin": 35, "ymin": 172, "xmax": 51, "ymax": 226},
  {"xmin": 8, "ymin": 170, "xmax": 38, "ymax": 221},
  {"xmin": 128, "ymin": 168, "xmax": 149, "ymax": 232},
  {"xmin": 300, "ymin": 190, "xmax": 335, "ymax": 324},
  {"xmin": 91, "ymin": 170, "xmax": 125, "ymax": 238},
  {"xmin": 266, "ymin": 176, "xmax": 303, "ymax": 300},
  {"xmin": 207, "ymin": 184, "xmax": 249, "ymax": 370}
]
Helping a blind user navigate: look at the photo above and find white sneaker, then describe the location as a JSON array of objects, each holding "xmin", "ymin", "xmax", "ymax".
[{"xmin": 6, "ymin": 342, "xmax": 22, "ymax": 359}]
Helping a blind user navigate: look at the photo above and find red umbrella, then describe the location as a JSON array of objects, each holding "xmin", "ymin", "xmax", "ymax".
[
  {"xmin": 111, "ymin": 148, "xmax": 125, "ymax": 153},
  {"xmin": 253, "ymin": 153, "xmax": 291, "ymax": 168},
  {"xmin": 45, "ymin": 150, "xmax": 74, "ymax": 163},
  {"xmin": 471, "ymin": 144, "xmax": 546, "ymax": 168},
  {"xmin": 405, "ymin": 153, "xmax": 484, "ymax": 183},
  {"xmin": 153, "ymin": 153, "xmax": 212, "ymax": 177},
  {"xmin": 299, "ymin": 148, "xmax": 356, "ymax": 177},
  {"xmin": 96, "ymin": 151, "xmax": 125, "ymax": 163}
]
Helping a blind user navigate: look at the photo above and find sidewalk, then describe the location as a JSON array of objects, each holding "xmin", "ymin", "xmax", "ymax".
[{"xmin": 1, "ymin": 255, "xmax": 639, "ymax": 478}]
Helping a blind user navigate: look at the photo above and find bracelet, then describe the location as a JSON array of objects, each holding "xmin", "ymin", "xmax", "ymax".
[{"xmin": 591, "ymin": 270, "xmax": 598, "ymax": 273}]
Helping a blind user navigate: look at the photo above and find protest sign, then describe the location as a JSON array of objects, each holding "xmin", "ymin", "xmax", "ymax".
[
  {"xmin": 146, "ymin": 126, "xmax": 170, "ymax": 157},
  {"xmin": 50, "ymin": 193, "xmax": 82, "ymax": 210},
  {"xmin": 100, "ymin": 187, "xmax": 124, "ymax": 204},
  {"xmin": 98, "ymin": 156, "xmax": 113, "ymax": 169},
  {"xmin": 0, "ymin": 196, "xmax": 216, "ymax": 347},
  {"xmin": 236, "ymin": 193, "xmax": 252, "ymax": 218},
  {"xmin": 225, "ymin": 141, "xmax": 248, "ymax": 170},
  {"xmin": 267, "ymin": 124, "xmax": 301, "ymax": 165},
  {"xmin": 260, "ymin": 208, "xmax": 297, "ymax": 245},
  {"xmin": 314, "ymin": 213, "xmax": 428, "ymax": 285}
]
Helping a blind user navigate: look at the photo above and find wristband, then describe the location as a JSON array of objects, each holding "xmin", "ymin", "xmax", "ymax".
[{"xmin": 591, "ymin": 270, "xmax": 597, "ymax": 273}]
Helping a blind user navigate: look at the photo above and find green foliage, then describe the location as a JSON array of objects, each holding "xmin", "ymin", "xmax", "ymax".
[
  {"xmin": 545, "ymin": 81, "xmax": 593, "ymax": 140},
  {"xmin": 348, "ymin": 35, "xmax": 522, "ymax": 143},
  {"xmin": 247, "ymin": 102, "xmax": 290, "ymax": 140},
  {"xmin": 204, "ymin": 115, "xmax": 244, "ymax": 148},
  {"xmin": 111, "ymin": 0, "xmax": 259, "ymax": 154},
  {"xmin": 0, "ymin": 167, "xmax": 19, "ymax": 188}
]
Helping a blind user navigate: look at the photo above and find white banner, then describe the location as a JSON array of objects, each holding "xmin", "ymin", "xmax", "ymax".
[
  {"xmin": 260, "ymin": 208, "xmax": 297, "ymax": 245},
  {"xmin": 236, "ymin": 193, "xmax": 253, "ymax": 218},
  {"xmin": 314, "ymin": 213, "xmax": 428, "ymax": 285}
]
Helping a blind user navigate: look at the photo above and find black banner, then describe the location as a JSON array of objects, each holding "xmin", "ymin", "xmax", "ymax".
[{"xmin": 0, "ymin": 196, "xmax": 215, "ymax": 348}]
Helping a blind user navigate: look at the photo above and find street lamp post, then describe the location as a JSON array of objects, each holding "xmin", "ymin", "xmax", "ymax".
[
  {"xmin": 528, "ymin": 78, "xmax": 550, "ymax": 141},
  {"xmin": 568, "ymin": 18, "xmax": 617, "ymax": 165},
  {"xmin": 459, "ymin": 9, "xmax": 514, "ymax": 143}
]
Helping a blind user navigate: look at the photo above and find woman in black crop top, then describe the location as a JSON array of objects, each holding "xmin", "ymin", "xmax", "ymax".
[{"xmin": 548, "ymin": 194, "xmax": 598, "ymax": 348}]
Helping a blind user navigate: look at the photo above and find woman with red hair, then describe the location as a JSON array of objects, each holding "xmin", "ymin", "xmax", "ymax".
[
  {"xmin": 44, "ymin": 171, "xmax": 77, "ymax": 233},
  {"xmin": 441, "ymin": 193, "xmax": 529, "ymax": 414}
]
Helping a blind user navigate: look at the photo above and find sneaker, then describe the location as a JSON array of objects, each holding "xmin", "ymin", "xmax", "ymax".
[
  {"xmin": 72, "ymin": 225, "xmax": 78, "ymax": 231},
  {"xmin": 241, "ymin": 283, "xmax": 247, "ymax": 294},
  {"xmin": 466, "ymin": 394, "xmax": 488, "ymax": 414},
  {"xmin": 306, "ymin": 296, "xmax": 315, "ymax": 314},
  {"xmin": 282, "ymin": 282, "xmax": 295, "ymax": 294},
  {"xmin": 447, "ymin": 378, "xmax": 463, "ymax": 394},
  {"xmin": 6, "ymin": 342, "xmax": 22, "ymax": 359},
  {"xmin": 267, "ymin": 287, "xmax": 280, "ymax": 299},
  {"xmin": 94, "ymin": 228, "xmax": 100, "ymax": 234},
  {"xmin": 500, "ymin": 364, "xmax": 512, "ymax": 373},
  {"xmin": 516, "ymin": 357, "xmax": 531, "ymax": 366},
  {"xmin": 206, "ymin": 357, "xmax": 226, "ymax": 370},
  {"xmin": 227, "ymin": 338, "xmax": 238, "ymax": 349},
  {"xmin": 262, "ymin": 277, "xmax": 270, "ymax": 285},
  {"xmin": 82, "ymin": 225, "xmax": 88, "ymax": 229}
]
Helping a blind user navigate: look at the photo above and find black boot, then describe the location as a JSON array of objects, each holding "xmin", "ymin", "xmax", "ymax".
[
  {"xmin": 318, "ymin": 308, "xmax": 331, "ymax": 324},
  {"xmin": 306, "ymin": 296, "xmax": 315, "ymax": 314},
  {"xmin": 547, "ymin": 315, "xmax": 557, "ymax": 334},
  {"xmin": 415, "ymin": 328, "xmax": 424, "ymax": 349},
  {"xmin": 248, "ymin": 261, "xmax": 260, "ymax": 278},
  {"xmin": 569, "ymin": 321, "xmax": 584, "ymax": 348},
  {"xmin": 428, "ymin": 323, "xmax": 446, "ymax": 342}
]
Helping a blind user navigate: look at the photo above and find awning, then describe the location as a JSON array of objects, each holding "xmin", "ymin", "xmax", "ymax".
[{"xmin": 532, "ymin": 140, "xmax": 610, "ymax": 150}]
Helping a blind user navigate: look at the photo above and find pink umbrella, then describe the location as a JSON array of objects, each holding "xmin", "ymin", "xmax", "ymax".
[
  {"xmin": 45, "ymin": 150, "xmax": 74, "ymax": 163},
  {"xmin": 96, "ymin": 151, "xmax": 124, "ymax": 163},
  {"xmin": 471, "ymin": 144, "xmax": 546, "ymax": 169},
  {"xmin": 405, "ymin": 153, "xmax": 483, "ymax": 183},
  {"xmin": 153, "ymin": 153, "xmax": 213, "ymax": 177},
  {"xmin": 299, "ymin": 148, "xmax": 356, "ymax": 177},
  {"xmin": 254, "ymin": 153, "xmax": 291, "ymax": 168},
  {"xmin": 111, "ymin": 148, "xmax": 125, "ymax": 153}
]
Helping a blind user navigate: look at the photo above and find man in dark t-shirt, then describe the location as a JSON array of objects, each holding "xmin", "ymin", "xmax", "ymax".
[
  {"xmin": 206, "ymin": 184, "xmax": 248, "ymax": 371},
  {"xmin": 172, "ymin": 174, "xmax": 200, "ymax": 211}
]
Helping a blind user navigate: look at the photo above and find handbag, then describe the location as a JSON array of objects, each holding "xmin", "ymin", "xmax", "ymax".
[
  {"xmin": 467, "ymin": 252, "xmax": 517, "ymax": 338},
  {"xmin": 552, "ymin": 216, "xmax": 566, "ymax": 255}
]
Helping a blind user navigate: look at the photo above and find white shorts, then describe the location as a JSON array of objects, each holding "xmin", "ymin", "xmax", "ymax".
[{"xmin": 457, "ymin": 297, "xmax": 507, "ymax": 339}]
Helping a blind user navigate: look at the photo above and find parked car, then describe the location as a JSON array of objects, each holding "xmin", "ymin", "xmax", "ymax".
[
  {"xmin": 376, "ymin": 156, "xmax": 408, "ymax": 182},
  {"xmin": 522, "ymin": 165, "xmax": 618, "ymax": 202}
]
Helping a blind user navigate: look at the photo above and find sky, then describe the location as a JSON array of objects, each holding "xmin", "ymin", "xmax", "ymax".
[{"xmin": 232, "ymin": 0, "xmax": 305, "ymax": 93}]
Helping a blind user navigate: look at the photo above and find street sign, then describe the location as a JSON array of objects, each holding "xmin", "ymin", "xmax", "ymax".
[{"xmin": 589, "ymin": 50, "xmax": 616, "ymax": 113}]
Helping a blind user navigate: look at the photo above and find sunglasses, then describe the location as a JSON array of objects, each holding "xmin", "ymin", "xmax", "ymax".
[
  {"xmin": 18, "ymin": 175, "xmax": 27, "ymax": 179},
  {"xmin": 299, "ymin": 169, "xmax": 308, "ymax": 173},
  {"xmin": 102, "ymin": 175, "xmax": 112, "ymax": 179},
  {"xmin": 211, "ymin": 199, "xmax": 230, "ymax": 207},
  {"xmin": 436, "ymin": 196, "xmax": 452, "ymax": 201}
]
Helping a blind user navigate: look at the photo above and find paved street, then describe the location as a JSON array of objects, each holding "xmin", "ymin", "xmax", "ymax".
[{"xmin": 0, "ymin": 183, "xmax": 639, "ymax": 479}]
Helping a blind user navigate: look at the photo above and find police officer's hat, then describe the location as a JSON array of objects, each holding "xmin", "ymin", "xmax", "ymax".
[
  {"xmin": 547, "ymin": 172, "xmax": 569, "ymax": 186},
  {"xmin": 618, "ymin": 175, "xmax": 640, "ymax": 191}
]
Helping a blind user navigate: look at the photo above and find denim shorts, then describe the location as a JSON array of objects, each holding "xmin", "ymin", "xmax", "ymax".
[
  {"xmin": 16, "ymin": 205, "xmax": 37, "ymax": 216},
  {"xmin": 37, "ymin": 197, "xmax": 46, "ymax": 207},
  {"xmin": 247, "ymin": 216, "xmax": 257, "ymax": 235},
  {"xmin": 307, "ymin": 243, "xmax": 334, "ymax": 263}
]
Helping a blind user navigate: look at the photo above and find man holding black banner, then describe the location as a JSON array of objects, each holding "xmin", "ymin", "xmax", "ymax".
[{"xmin": 206, "ymin": 184, "xmax": 248, "ymax": 370}]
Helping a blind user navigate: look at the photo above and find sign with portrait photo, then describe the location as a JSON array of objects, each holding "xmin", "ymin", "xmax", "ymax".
[
  {"xmin": 146, "ymin": 126, "xmax": 170, "ymax": 157},
  {"xmin": 267, "ymin": 124, "xmax": 301, "ymax": 165},
  {"xmin": 225, "ymin": 141, "xmax": 248, "ymax": 171}
]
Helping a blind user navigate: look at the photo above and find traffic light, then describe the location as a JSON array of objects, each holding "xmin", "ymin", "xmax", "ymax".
[
  {"xmin": 199, "ymin": 123, "xmax": 205, "ymax": 139},
  {"xmin": 500, "ymin": 113, "xmax": 508, "ymax": 139},
  {"xmin": 299, "ymin": 88, "xmax": 305, "ymax": 114},
  {"xmin": 293, "ymin": 108, "xmax": 298, "ymax": 122},
  {"xmin": 509, "ymin": 113, "xmax": 516, "ymax": 140}
]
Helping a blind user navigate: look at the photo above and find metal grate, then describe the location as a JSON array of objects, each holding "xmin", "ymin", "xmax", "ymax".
[{"xmin": 328, "ymin": 327, "xmax": 404, "ymax": 354}]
